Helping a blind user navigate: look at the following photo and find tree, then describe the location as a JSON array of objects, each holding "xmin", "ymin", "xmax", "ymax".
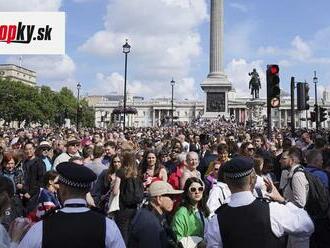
[{"xmin": 0, "ymin": 79, "xmax": 95, "ymax": 128}]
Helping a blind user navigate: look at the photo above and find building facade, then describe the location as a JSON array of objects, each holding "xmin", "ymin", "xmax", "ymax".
[
  {"xmin": 87, "ymin": 90, "xmax": 330, "ymax": 129},
  {"xmin": 87, "ymin": 94, "xmax": 204, "ymax": 128},
  {"xmin": 0, "ymin": 64, "xmax": 36, "ymax": 87}
]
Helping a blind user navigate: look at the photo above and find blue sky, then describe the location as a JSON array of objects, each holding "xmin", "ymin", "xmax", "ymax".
[{"xmin": 1, "ymin": 0, "xmax": 330, "ymax": 101}]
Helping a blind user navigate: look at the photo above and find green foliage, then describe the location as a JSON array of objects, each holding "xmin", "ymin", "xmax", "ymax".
[{"xmin": 0, "ymin": 78, "xmax": 95, "ymax": 127}]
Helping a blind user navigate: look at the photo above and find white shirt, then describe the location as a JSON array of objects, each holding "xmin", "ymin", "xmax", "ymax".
[
  {"xmin": 282, "ymin": 165, "xmax": 309, "ymax": 208},
  {"xmin": 205, "ymin": 191, "xmax": 314, "ymax": 248},
  {"xmin": 207, "ymin": 182, "xmax": 231, "ymax": 216},
  {"xmin": 17, "ymin": 199, "xmax": 125, "ymax": 248},
  {"xmin": 280, "ymin": 165, "xmax": 310, "ymax": 248},
  {"xmin": 0, "ymin": 224, "xmax": 11, "ymax": 248}
]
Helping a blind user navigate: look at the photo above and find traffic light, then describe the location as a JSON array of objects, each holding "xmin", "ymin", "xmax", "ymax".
[
  {"xmin": 266, "ymin": 64, "xmax": 280, "ymax": 108},
  {"xmin": 319, "ymin": 107, "xmax": 327, "ymax": 122},
  {"xmin": 310, "ymin": 112, "xmax": 316, "ymax": 122},
  {"xmin": 297, "ymin": 82, "xmax": 310, "ymax": 110}
]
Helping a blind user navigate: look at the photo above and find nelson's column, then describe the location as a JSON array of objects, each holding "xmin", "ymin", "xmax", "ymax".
[{"xmin": 201, "ymin": 0, "xmax": 232, "ymax": 118}]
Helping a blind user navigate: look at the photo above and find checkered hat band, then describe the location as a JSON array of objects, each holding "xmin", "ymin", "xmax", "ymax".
[
  {"xmin": 58, "ymin": 175, "xmax": 91, "ymax": 188},
  {"xmin": 224, "ymin": 169, "xmax": 253, "ymax": 179}
]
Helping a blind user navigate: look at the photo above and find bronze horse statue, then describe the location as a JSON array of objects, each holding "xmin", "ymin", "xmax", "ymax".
[{"xmin": 249, "ymin": 69, "xmax": 261, "ymax": 99}]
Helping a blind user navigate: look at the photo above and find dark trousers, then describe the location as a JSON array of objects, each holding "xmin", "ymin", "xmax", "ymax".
[
  {"xmin": 114, "ymin": 208, "xmax": 136, "ymax": 245},
  {"xmin": 310, "ymin": 218, "xmax": 330, "ymax": 248}
]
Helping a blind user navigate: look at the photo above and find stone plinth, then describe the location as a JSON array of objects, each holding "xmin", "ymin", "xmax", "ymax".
[
  {"xmin": 201, "ymin": 75, "xmax": 232, "ymax": 118},
  {"xmin": 246, "ymin": 99, "xmax": 266, "ymax": 127}
]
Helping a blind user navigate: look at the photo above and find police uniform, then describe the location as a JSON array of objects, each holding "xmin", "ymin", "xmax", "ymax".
[
  {"xmin": 204, "ymin": 157, "xmax": 314, "ymax": 248},
  {"xmin": 18, "ymin": 162, "xmax": 125, "ymax": 248}
]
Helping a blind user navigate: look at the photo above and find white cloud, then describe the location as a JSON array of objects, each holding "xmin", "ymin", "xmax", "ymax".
[
  {"xmin": 277, "ymin": 59, "xmax": 293, "ymax": 67},
  {"xmin": 0, "ymin": 0, "xmax": 62, "ymax": 11},
  {"xmin": 175, "ymin": 77, "xmax": 198, "ymax": 100},
  {"xmin": 229, "ymin": 3, "xmax": 248, "ymax": 13},
  {"xmin": 79, "ymin": 0, "xmax": 208, "ymax": 98},
  {"xmin": 257, "ymin": 46, "xmax": 281, "ymax": 56},
  {"xmin": 311, "ymin": 26, "xmax": 330, "ymax": 52},
  {"xmin": 89, "ymin": 72, "xmax": 197, "ymax": 100},
  {"xmin": 256, "ymin": 34, "xmax": 330, "ymax": 66},
  {"xmin": 289, "ymin": 36, "xmax": 312, "ymax": 61},
  {"xmin": 225, "ymin": 58, "xmax": 265, "ymax": 97},
  {"xmin": 93, "ymin": 72, "xmax": 154, "ymax": 97},
  {"xmin": 6, "ymin": 55, "xmax": 76, "ymax": 90}
]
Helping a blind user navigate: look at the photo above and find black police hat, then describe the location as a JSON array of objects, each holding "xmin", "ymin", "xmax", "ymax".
[
  {"xmin": 222, "ymin": 156, "xmax": 254, "ymax": 179},
  {"xmin": 57, "ymin": 162, "xmax": 97, "ymax": 189}
]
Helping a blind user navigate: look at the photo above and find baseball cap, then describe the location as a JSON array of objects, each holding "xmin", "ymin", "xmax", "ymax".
[{"xmin": 148, "ymin": 181, "xmax": 183, "ymax": 197}]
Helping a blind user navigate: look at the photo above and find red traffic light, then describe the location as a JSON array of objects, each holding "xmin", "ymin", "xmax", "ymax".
[{"xmin": 269, "ymin": 65, "xmax": 279, "ymax": 74}]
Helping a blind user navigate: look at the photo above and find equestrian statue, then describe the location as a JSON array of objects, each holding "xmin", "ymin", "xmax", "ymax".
[{"xmin": 248, "ymin": 68, "xmax": 261, "ymax": 99}]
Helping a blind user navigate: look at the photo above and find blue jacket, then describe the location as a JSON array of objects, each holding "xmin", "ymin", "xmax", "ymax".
[
  {"xmin": 128, "ymin": 206, "xmax": 176, "ymax": 248},
  {"xmin": 305, "ymin": 165, "xmax": 329, "ymax": 188}
]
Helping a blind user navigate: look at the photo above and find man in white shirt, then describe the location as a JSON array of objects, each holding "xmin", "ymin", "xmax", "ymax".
[
  {"xmin": 18, "ymin": 162, "xmax": 125, "ymax": 248},
  {"xmin": 205, "ymin": 156, "xmax": 314, "ymax": 248},
  {"xmin": 53, "ymin": 137, "xmax": 81, "ymax": 170},
  {"xmin": 207, "ymin": 180, "xmax": 231, "ymax": 216},
  {"xmin": 279, "ymin": 148, "xmax": 310, "ymax": 248}
]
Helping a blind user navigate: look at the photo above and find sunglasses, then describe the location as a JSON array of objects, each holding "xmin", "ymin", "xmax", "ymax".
[
  {"xmin": 247, "ymin": 147, "xmax": 255, "ymax": 151},
  {"xmin": 214, "ymin": 167, "xmax": 220, "ymax": 171},
  {"xmin": 189, "ymin": 186, "xmax": 204, "ymax": 193}
]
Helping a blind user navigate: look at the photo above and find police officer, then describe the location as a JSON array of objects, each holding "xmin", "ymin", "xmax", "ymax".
[
  {"xmin": 205, "ymin": 156, "xmax": 314, "ymax": 248},
  {"xmin": 18, "ymin": 162, "xmax": 125, "ymax": 248}
]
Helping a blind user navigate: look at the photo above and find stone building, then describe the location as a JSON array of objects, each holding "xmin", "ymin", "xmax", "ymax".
[
  {"xmin": 87, "ymin": 89, "xmax": 330, "ymax": 129},
  {"xmin": 0, "ymin": 64, "xmax": 36, "ymax": 87}
]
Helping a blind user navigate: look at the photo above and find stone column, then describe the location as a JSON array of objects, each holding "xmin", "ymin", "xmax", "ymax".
[
  {"xmin": 278, "ymin": 109, "xmax": 282, "ymax": 129},
  {"xmin": 238, "ymin": 108, "xmax": 241, "ymax": 123},
  {"xmin": 209, "ymin": 0, "xmax": 224, "ymax": 76},
  {"xmin": 152, "ymin": 108, "xmax": 155, "ymax": 127}
]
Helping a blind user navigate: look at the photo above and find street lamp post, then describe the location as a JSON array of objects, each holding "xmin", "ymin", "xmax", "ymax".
[
  {"xmin": 313, "ymin": 71, "xmax": 319, "ymax": 131},
  {"xmin": 76, "ymin": 82, "xmax": 81, "ymax": 131},
  {"xmin": 170, "ymin": 78, "xmax": 175, "ymax": 128},
  {"xmin": 122, "ymin": 39, "xmax": 131, "ymax": 131}
]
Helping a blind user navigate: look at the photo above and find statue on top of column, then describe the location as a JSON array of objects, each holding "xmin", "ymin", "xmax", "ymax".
[{"xmin": 248, "ymin": 68, "xmax": 261, "ymax": 99}]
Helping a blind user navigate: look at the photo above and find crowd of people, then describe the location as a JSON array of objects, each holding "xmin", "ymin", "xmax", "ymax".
[{"xmin": 0, "ymin": 120, "xmax": 330, "ymax": 248}]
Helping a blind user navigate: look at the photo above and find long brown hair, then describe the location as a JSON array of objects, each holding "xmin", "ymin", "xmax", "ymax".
[
  {"xmin": 121, "ymin": 150, "xmax": 138, "ymax": 178},
  {"xmin": 104, "ymin": 154, "xmax": 121, "ymax": 187},
  {"xmin": 139, "ymin": 149, "xmax": 162, "ymax": 177}
]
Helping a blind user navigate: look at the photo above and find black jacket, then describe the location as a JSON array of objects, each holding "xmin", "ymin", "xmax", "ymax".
[{"xmin": 23, "ymin": 157, "xmax": 46, "ymax": 197}]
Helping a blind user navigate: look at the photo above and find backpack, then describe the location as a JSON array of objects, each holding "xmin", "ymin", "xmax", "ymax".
[
  {"xmin": 120, "ymin": 177, "xmax": 144, "ymax": 208},
  {"xmin": 290, "ymin": 166, "xmax": 330, "ymax": 220}
]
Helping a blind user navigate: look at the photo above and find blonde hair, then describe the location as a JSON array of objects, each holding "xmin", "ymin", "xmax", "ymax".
[{"xmin": 205, "ymin": 160, "xmax": 221, "ymax": 177}]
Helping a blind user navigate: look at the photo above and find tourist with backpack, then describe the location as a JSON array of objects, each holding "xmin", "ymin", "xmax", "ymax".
[
  {"xmin": 305, "ymin": 149, "xmax": 329, "ymax": 188},
  {"xmin": 114, "ymin": 150, "xmax": 144, "ymax": 245},
  {"xmin": 280, "ymin": 148, "xmax": 310, "ymax": 248},
  {"xmin": 280, "ymin": 147, "xmax": 330, "ymax": 248}
]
